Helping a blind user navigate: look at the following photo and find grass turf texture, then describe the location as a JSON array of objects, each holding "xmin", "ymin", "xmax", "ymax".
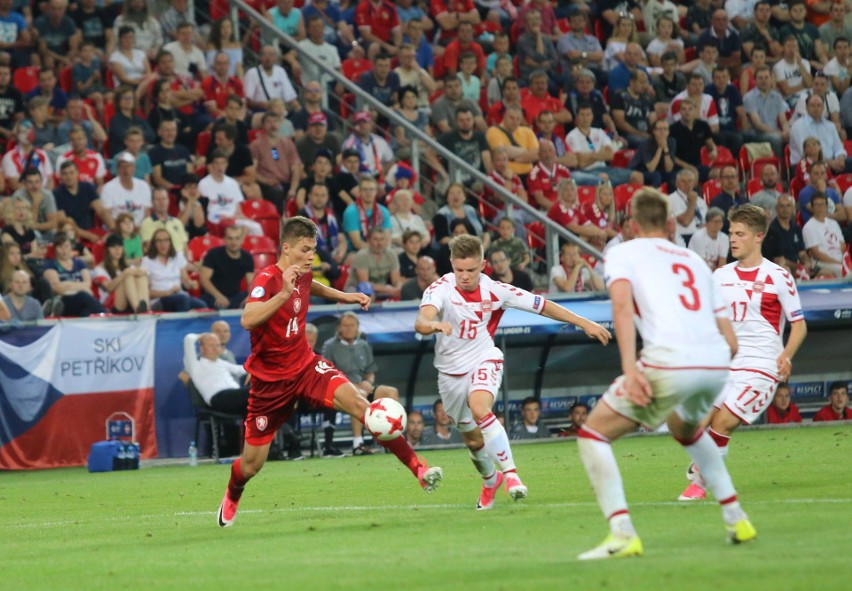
[{"xmin": 2, "ymin": 425, "xmax": 848, "ymax": 591}]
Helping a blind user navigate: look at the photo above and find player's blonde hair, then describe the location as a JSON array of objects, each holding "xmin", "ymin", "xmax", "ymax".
[
  {"xmin": 631, "ymin": 188, "xmax": 669, "ymax": 231},
  {"xmin": 729, "ymin": 204, "xmax": 767, "ymax": 234},
  {"xmin": 449, "ymin": 234, "xmax": 483, "ymax": 261}
]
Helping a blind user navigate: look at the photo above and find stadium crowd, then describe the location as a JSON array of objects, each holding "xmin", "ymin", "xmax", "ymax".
[{"xmin": 2, "ymin": 0, "xmax": 852, "ymax": 324}]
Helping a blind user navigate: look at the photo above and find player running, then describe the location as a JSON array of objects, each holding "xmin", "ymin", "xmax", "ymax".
[
  {"xmin": 575, "ymin": 188, "xmax": 754, "ymax": 560},
  {"xmin": 415, "ymin": 234, "xmax": 611, "ymax": 510},
  {"xmin": 217, "ymin": 216, "xmax": 442, "ymax": 527},
  {"xmin": 678, "ymin": 204, "xmax": 807, "ymax": 500}
]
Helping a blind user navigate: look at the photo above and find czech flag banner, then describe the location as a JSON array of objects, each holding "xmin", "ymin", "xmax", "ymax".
[{"xmin": 0, "ymin": 320, "xmax": 158, "ymax": 470}]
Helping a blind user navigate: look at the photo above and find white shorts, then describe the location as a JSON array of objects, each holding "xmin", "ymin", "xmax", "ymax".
[
  {"xmin": 602, "ymin": 355, "xmax": 729, "ymax": 430},
  {"xmin": 437, "ymin": 348, "xmax": 504, "ymax": 433},
  {"xmin": 713, "ymin": 367, "xmax": 779, "ymax": 425}
]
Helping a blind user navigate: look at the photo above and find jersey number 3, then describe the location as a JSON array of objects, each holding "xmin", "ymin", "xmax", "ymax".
[{"xmin": 672, "ymin": 263, "xmax": 701, "ymax": 311}]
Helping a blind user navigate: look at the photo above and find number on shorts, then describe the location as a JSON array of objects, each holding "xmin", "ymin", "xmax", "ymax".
[
  {"xmin": 672, "ymin": 263, "xmax": 701, "ymax": 311},
  {"xmin": 736, "ymin": 385, "xmax": 766, "ymax": 412},
  {"xmin": 476, "ymin": 368, "xmax": 489, "ymax": 382},
  {"xmin": 459, "ymin": 319, "xmax": 478, "ymax": 339}
]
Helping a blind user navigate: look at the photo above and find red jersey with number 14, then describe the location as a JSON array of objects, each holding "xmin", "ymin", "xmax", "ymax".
[{"xmin": 244, "ymin": 265, "xmax": 313, "ymax": 382}]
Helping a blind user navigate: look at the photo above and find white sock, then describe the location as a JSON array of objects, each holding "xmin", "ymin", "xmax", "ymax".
[
  {"xmin": 577, "ymin": 427, "xmax": 629, "ymax": 523},
  {"xmin": 682, "ymin": 432, "xmax": 737, "ymax": 504},
  {"xmin": 469, "ymin": 445, "xmax": 498, "ymax": 486},
  {"xmin": 352, "ymin": 436, "xmax": 364, "ymax": 448},
  {"xmin": 477, "ymin": 413, "xmax": 517, "ymax": 473}
]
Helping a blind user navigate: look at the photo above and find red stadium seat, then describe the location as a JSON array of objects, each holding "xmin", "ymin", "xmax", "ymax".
[
  {"xmin": 526, "ymin": 221, "xmax": 545, "ymax": 250},
  {"xmin": 835, "ymin": 173, "xmax": 852, "ymax": 194},
  {"xmin": 611, "ymin": 149, "xmax": 635, "ymax": 169},
  {"xmin": 614, "ymin": 183, "xmax": 642, "ymax": 213},
  {"xmin": 750, "ymin": 156, "xmax": 781, "ymax": 180},
  {"xmin": 243, "ymin": 234, "xmax": 277, "ymax": 254},
  {"xmin": 333, "ymin": 264, "xmax": 349, "ymax": 291},
  {"xmin": 196, "ymin": 130, "xmax": 211, "ymax": 158},
  {"xmin": 577, "ymin": 185, "xmax": 596, "ymax": 206},
  {"xmin": 91, "ymin": 236, "xmax": 108, "ymax": 265},
  {"xmin": 701, "ymin": 145, "xmax": 736, "ymax": 170},
  {"xmin": 258, "ymin": 218, "xmax": 281, "ymax": 242},
  {"xmin": 207, "ymin": 220, "xmax": 236, "ymax": 237},
  {"xmin": 59, "ymin": 66, "xmax": 73, "ymax": 93},
  {"xmin": 240, "ymin": 199, "xmax": 279, "ymax": 220},
  {"xmin": 13, "ymin": 67, "xmax": 39, "ymax": 94},
  {"xmin": 702, "ymin": 179, "xmax": 722, "ymax": 204},
  {"xmin": 789, "ymin": 176, "xmax": 805, "ymax": 199},
  {"xmin": 248, "ymin": 128, "xmax": 263, "ymax": 143},
  {"xmin": 746, "ymin": 178, "xmax": 782, "ymax": 197},
  {"xmin": 252, "ymin": 252, "xmax": 277, "ymax": 271},
  {"xmin": 188, "ymin": 235, "xmax": 224, "ymax": 262}
]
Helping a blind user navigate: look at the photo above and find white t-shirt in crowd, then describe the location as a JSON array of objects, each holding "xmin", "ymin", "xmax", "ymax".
[
  {"xmin": 688, "ymin": 227, "xmax": 730, "ymax": 268},
  {"xmin": 100, "ymin": 177, "xmax": 152, "ymax": 226},
  {"xmin": 141, "ymin": 251, "xmax": 189, "ymax": 293},
  {"xmin": 199, "ymin": 174, "xmax": 244, "ymax": 222},
  {"xmin": 803, "ymin": 216, "xmax": 846, "ymax": 261}
]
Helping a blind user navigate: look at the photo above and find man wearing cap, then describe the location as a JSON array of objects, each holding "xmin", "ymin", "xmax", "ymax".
[
  {"xmin": 557, "ymin": 7, "xmax": 604, "ymax": 83},
  {"xmin": 201, "ymin": 51, "xmax": 245, "ymax": 119},
  {"xmin": 1, "ymin": 119, "xmax": 53, "ymax": 193},
  {"xmin": 341, "ymin": 111, "xmax": 394, "ymax": 180},
  {"xmin": 100, "ymin": 152, "xmax": 152, "ymax": 226},
  {"xmin": 250, "ymin": 111, "xmax": 303, "ymax": 212}
]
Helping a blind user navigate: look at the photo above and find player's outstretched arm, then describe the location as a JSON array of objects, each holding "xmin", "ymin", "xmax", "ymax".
[
  {"xmin": 778, "ymin": 320, "xmax": 807, "ymax": 381},
  {"xmin": 610, "ymin": 279, "xmax": 653, "ymax": 407},
  {"xmin": 541, "ymin": 300, "xmax": 611, "ymax": 345},
  {"xmin": 415, "ymin": 305, "xmax": 452, "ymax": 336},
  {"xmin": 241, "ymin": 265, "xmax": 299, "ymax": 330},
  {"xmin": 310, "ymin": 280, "xmax": 371, "ymax": 311}
]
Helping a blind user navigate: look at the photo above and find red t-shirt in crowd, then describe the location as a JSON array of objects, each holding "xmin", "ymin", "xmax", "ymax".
[
  {"xmin": 812, "ymin": 405, "xmax": 852, "ymax": 422},
  {"xmin": 765, "ymin": 403, "xmax": 802, "ymax": 424},
  {"xmin": 201, "ymin": 75, "xmax": 245, "ymax": 112},
  {"xmin": 547, "ymin": 200, "xmax": 586, "ymax": 228},
  {"xmin": 527, "ymin": 161, "xmax": 571, "ymax": 207},
  {"xmin": 355, "ymin": 0, "xmax": 400, "ymax": 44}
]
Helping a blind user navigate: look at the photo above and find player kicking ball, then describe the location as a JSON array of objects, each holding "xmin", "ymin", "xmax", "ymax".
[
  {"xmin": 415, "ymin": 235, "xmax": 610, "ymax": 510},
  {"xmin": 576, "ymin": 189, "xmax": 755, "ymax": 560},
  {"xmin": 217, "ymin": 216, "xmax": 442, "ymax": 527},
  {"xmin": 678, "ymin": 204, "xmax": 806, "ymax": 501}
]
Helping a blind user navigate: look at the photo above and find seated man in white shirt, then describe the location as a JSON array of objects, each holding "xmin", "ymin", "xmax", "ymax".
[
  {"xmin": 99, "ymin": 152, "xmax": 152, "ymax": 226},
  {"xmin": 803, "ymin": 192, "xmax": 848, "ymax": 278},
  {"xmin": 198, "ymin": 150, "xmax": 264, "ymax": 236},
  {"xmin": 668, "ymin": 168, "xmax": 707, "ymax": 246},
  {"xmin": 243, "ymin": 45, "xmax": 300, "ymax": 113},
  {"xmin": 183, "ymin": 332, "xmax": 249, "ymax": 415},
  {"xmin": 688, "ymin": 206, "xmax": 730, "ymax": 269}
]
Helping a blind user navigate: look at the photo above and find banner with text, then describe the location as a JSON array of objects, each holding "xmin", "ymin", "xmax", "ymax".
[{"xmin": 0, "ymin": 319, "xmax": 158, "ymax": 470}]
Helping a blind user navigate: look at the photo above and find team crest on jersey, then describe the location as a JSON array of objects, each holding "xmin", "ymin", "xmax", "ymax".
[
  {"xmin": 293, "ymin": 298, "xmax": 302, "ymax": 313},
  {"xmin": 481, "ymin": 300, "xmax": 492, "ymax": 313},
  {"xmin": 753, "ymin": 281, "xmax": 765, "ymax": 293},
  {"xmin": 251, "ymin": 286, "xmax": 265, "ymax": 298},
  {"xmin": 255, "ymin": 416, "xmax": 268, "ymax": 431}
]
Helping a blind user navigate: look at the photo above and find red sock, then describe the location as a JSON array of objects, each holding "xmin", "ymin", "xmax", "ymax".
[
  {"xmin": 377, "ymin": 436, "xmax": 420, "ymax": 476},
  {"xmin": 227, "ymin": 458, "xmax": 250, "ymax": 502},
  {"xmin": 708, "ymin": 428, "xmax": 731, "ymax": 449}
]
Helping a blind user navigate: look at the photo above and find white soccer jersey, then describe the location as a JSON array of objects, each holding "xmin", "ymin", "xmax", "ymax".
[
  {"xmin": 604, "ymin": 237, "xmax": 729, "ymax": 362},
  {"xmin": 714, "ymin": 259, "xmax": 804, "ymax": 375},
  {"xmin": 420, "ymin": 273, "xmax": 546, "ymax": 375}
]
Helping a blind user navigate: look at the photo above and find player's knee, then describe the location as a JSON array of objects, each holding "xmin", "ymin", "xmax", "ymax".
[{"xmin": 242, "ymin": 459, "xmax": 264, "ymax": 478}]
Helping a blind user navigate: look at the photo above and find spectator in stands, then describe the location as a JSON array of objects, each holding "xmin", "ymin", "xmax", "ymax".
[
  {"xmin": 109, "ymin": 26, "xmax": 150, "ymax": 89},
  {"xmin": 200, "ymin": 225, "xmax": 254, "ymax": 310},
  {"xmin": 707, "ymin": 66, "xmax": 747, "ymax": 157},
  {"xmin": 739, "ymin": 46, "xmax": 768, "ymax": 95},
  {"xmin": 422, "ymin": 399, "xmax": 463, "ymax": 445},
  {"xmin": 2, "ymin": 269, "xmax": 43, "ymax": 322},
  {"xmin": 432, "ymin": 183, "xmax": 489, "ymax": 252},
  {"xmin": 201, "ymin": 56, "xmax": 244, "ymax": 121},
  {"xmin": 210, "ymin": 320, "xmax": 237, "ymax": 363},
  {"xmin": 395, "ymin": 43, "xmax": 437, "ymax": 110},
  {"xmin": 611, "ymin": 70, "xmax": 654, "ymax": 149},
  {"xmin": 177, "ymin": 174, "xmax": 207, "ymax": 239},
  {"xmin": 401, "ymin": 17, "xmax": 434, "ymax": 73},
  {"xmin": 57, "ymin": 125, "xmax": 107, "ymax": 189},
  {"xmin": 56, "ymin": 218, "xmax": 95, "ymax": 266},
  {"xmin": 803, "ymin": 192, "xmax": 847, "ymax": 278},
  {"xmin": 11, "ymin": 168, "xmax": 58, "ymax": 240},
  {"xmin": 1, "ymin": 196, "xmax": 46, "ymax": 263},
  {"xmin": 400, "ymin": 254, "xmax": 437, "ymax": 300},
  {"xmin": 28, "ymin": 95, "xmax": 60, "ymax": 148},
  {"xmin": 630, "ymin": 118, "xmax": 677, "ymax": 189},
  {"xmin": 511, "ymin": 396, "xmax": 551, "ymax": 440},
  {"xmin": 357, "ymin": 52, "xmax": 400, "ymax": 114},
  {"xmin": 199, "ymin": 150, "xmax": 263, "ymax": 236},
  {"xmin": 388, "ymin": 189, "xmax": 429, "ymax": 248},
  {"xmin": 566, "ymin": 103, "xmax": 641, "ymax": 187},
  {"xmin": 0, "ymin": 3, "xmax": 29, "ymax": 67},
  {"xmin": 743, "ymin": 66, "xmax": 791, "ymax": 156},
  {"xmin": 443, "ymin": 20, "xmax": 485, "ymax": 77},
  {"xmin": 57, "ymin": 96, "xmax": 106, "ymax": 148},
  {"xmin": 696, "ymin": 9, "xmax": 742, "ymax": 72},
  {"xmin": 91, "ymin": 233, "xmax": 150, "ymax": 313},
  {"xmin": 750, "ymin": 164, "xmax": 784, "ymax": 219},
  {"xmin": 780, "ymin": 1, "xmax": 822, "ymax": 67},
  {"xmin": 340, "ymin": 176, "xmax": 392, "ymax": 252},
  {"xmin": 355, "ymin": 0, "xmax": 402, "ymax": 60},
  {"xmin": 298, "ymin": 181, "xmax": 347, "ymax": 264},
  {"xmin": 34, "ymin": 0, "xmax": 80, "ymax": 69},
  {"xmin": 765, "ymin": 383, "xmax": 802, "ymax": 424},
  {"xmin": 709, "ymin": 165, "xmax": 749, "ymax": 223},
  {"xmin": 114, "ymin": 212, "xmax": 142, "ymax": 264},
  {"xmin": 668, "ymin": 168, "xmax": 707, "ymax": 247},
  {"xmin": 0, "ymin": 240, "xmax": 49, "ymax": 301},
  {"xmin": 296, "ymin": 111, "xmax": 341, "ymax": 170},
  {"xmin": 654, "ymin": 52, "xmax": 687, "ymax": 113},
  {"xmin": 2, "ymin": 119, "xmax": 52, "ymax": 193},
  {"xmin": 204, "ymin": 18, "xmax": 243, "ymax": 80},
  {"xmin": 140, "ymin": 188, "xmax": 189, "ymax": 255},
  {"xmin": 819, "ymin": 2, "xmax": 852, "ymax": 61},
  {"xmin": 774, "ymin": 34, "xmax": 813, "ymax": 107},
  {"xmin": 205, "ymin": 121, "xmax": 255, "ymax": 183},
  {"xmin": 608, "ymin": 42, "xmax": 648, "ymax": 94},
  {"xmin": 297, "ymin": 15, "xmax": 341, "ymax": 102},
  {"xmin": 110, "ymin": 127, "xmax": 152, "ymax": 184},
  {"xmin": 457, "ymin": 51, "xmax": 481, "ymax": 102},
  {"xmin": 825, "ymin": 37, "xmax": 850, "ymax": 97},
  {"xmin": 791, "ymin": 94, "xmax": 850, "ymax": 175},
  {"xmin": 244, "ymin": 45, "xmax": 299, "ymax": 113},
  {"xmin": 100, "ymin": 152, "xmax": 151, "ymax": 227},
  {"xmin": 152, "ymin": 51, "xmax": 211, "ymax": 137},
  {"xmin": 42, "ymin": 232, "xmax": 105, "ymax": 317},
  {"xmin": 163, "ymin": 22, "xmax": 206, "ymax": 79},
  {"xmin": 482, "ymin": 146, "xmax": 528, "ymax": 225},
  {"xmin": 489, "ymin": 246, "xmax": 533, "ymax": 291},
  {"xmin": 668, "ymin": 73, "xmax": 720, "ymax": 135},
  {"xmin": 291, "ymin": 82, "xmax": 337, "ymax": 139},
  {"xmin": 183, "ymin": 332, "xmax": 249, "ymax": 414},
  {"xmin": 149, "ymin": 120, "xmax": 193, "ymax": 192},
  {"xmin": 404, "ymin": 409, "xmax": 426, "ymax": 447},
  {"xmin": 549, "ymin": 240, "xmax": 604, "ymax": 293},
  {"xmin": 516, "ymin": 8, "xmax": 560, "ymax": 89},
  {"xmin": 250, "ymin": 111, "xmax": 302, "ymax": 212},
  {"xmin": 432, "ymin": 74, "xmax": 486, "ymax": 134},
  {"xmin": 303, "ymin": 0, "xmax": 355, "ymax": 52},
  {"xmin": 141, "ymin": 228, "xmax": 205, "ymax": 311},
  {"xmin": 670, "ymin": 98, "xmax": 717, "ymax": 183},
  {"xmin": 547, "ymin": 178, "xmax": 605, "ymax": 241},
  {"xmin": 603, "ymin": 11, "xmax": 639, "ymax": 72},
  {"xmin": 646, "ymin": 15, "xmax": 684, "ymax": 68},
  {"xmin": 813, "ymin": 381, "xmax": 852, "ymax": 421},
  {"xmin": 486, "ymin": 76, "xmax": 523, "ymax": 127},
  {"xmin": 349, "ymin": 227, "xmax": 403, "ymax": 300},
  {"xmin": 485, "ymin": 105, "xmax": 539, "ymax": 181},
  {"xmin": 558, "ymin": 7, "xmax": 605, "ymax": 83},
  {"xmin": 437, "ymin": 105, "xmax": 491, "ymax": 185},
  {"xmin": 558, "ymin": 401, "xmax": 589, "ymax": 437},
  {"xmin": 793, "ymin": 71, "xmax": 843, "ymax": 139},
  {"xmin": 798, "ymin": 161, "xmax": 847, "ymax": 224},
  {"xmin": 521, "ymin": 70, "xmax": 572, "ymax": 129},
  {"xmin": 322, "ymin": 310, "xmax": 402, "ymax": 453},
  {"xmin": 160, "ymin": 0, "xmax": 196, "ymax": 43},
  {"xmin": 564, "ymin": 69, "xmax": 617, "ymax": 138},
  {"xmin": 0, "ymin": 63, "xmax": 24, "ymax": 143},
  {"xmin": 688, "ymin": 206, "xmax": 730, "ymax": 270},
  {"xmin": 489, "ymin": 217, "xmax": 530, "ymax": 270},
  {"xmin": 113, "ymin": 0, "xmax": 162, "ymax": 62},
  {"xmin": 52, "ymin": 160, "xmax": 106, "ymax": 242},
  {"xmin": 397, "ymin": 229, "xmax": 422, "ymax": 277},
  {"xmin": 532, "ymin": 124, "xmax": 576, "ymax": 186},
  {"xmin": 739, "ymin": 1, "xmax": 782, "ymax": 60},
  {"xmin": 108, "ymin": 85, "xmax": 155, "ymax": 152},
  {"xmin": 295, "ymin": 149, "xmax": 340, "ymax": 214},
  {"xmin": 345, "ymin": 110, "xmax": 396, "ymax": 181}
]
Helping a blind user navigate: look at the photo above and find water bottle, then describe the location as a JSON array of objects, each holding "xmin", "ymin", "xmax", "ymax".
[
  {"xmin": 129, "ymin": 442, "xmax": 140, "ymax": 470},
  {"xmin": 188, "ymin": 441, "xmax": 198, "ymax": 467},
  {"xmin": 116, "ymin": 443, "xmax": 128, "ymax": 471}
]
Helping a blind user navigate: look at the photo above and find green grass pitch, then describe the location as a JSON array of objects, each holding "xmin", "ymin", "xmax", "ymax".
[{"xmin": 1, "ymin": 425, "xmax": 848, "ymax": 591}]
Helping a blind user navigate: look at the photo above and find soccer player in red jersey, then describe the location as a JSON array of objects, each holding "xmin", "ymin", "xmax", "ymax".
[{"xmin": 217, "ymin": 216, "xmax": 442, "ymax": 527}]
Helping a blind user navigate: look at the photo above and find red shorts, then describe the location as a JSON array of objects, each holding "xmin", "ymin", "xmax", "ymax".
[{"xmin": 244, "ymin": 354, "xmax": 349, "ymax": 445}]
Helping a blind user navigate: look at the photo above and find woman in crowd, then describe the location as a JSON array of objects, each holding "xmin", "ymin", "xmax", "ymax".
[
  {"xmin": 205, "ymin": 18, "xmax": 244, "ymax": 78},
  {"xmin": 109, "ymin": 26, "xmax": 151, "ymax": 89},
  {"xmin": 0, "ymin": 243, "xmax": 52, "ymax": 302},
  {"xmin": 108, "ymin": 85, "xmax": 156, "ymax": 153},
  {"xmin": 92, "ymin": 234, "xmax": 150, "ymax": 314},
  {"xmin": 389, "ymin": 189, "xmax": 429, "ymax": 250},
  {"xmin": 140, "ymin": 229, "xmax": 205, "ymax": 312},
  {"xmin": 604, "ymin": 13, "xmax": 640, "ymax": 71},
  {"xmin": 646, "ymin": 16, "xmax": 684, "ymax": 68},
  {"xmin": 432, "ymin": 183, "xmax": 490, "ymax": 252},
  {"xmin": 1, "ymin": 196, "xmax": 46, "ymax": 264},
  {"xmin": 113, "ymin": 0, "xmax": 164, "ymax": 62},
  {"xmin": 115, "ymin": 213, "xmax": 144, "ymax": 265}
]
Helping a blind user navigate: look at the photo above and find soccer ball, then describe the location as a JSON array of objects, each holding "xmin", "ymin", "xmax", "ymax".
[{"xmin": 365, "ymin": 398, "xmax": 407, "ymax": 441}]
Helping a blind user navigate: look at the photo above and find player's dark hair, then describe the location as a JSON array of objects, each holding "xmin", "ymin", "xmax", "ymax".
[
  {"xmin": 829, "ymin": 381, "xmax": 849, "ymax": 394},
  {"xmin": 521, "ymin": 396, "xmax": 540, "ymax": 409},
  {"xmin": 448, "ymin": 234, "xmax": 483, "ymax": 261},
  {"xmin": 631, "ymin": 188, "xmax": 669, "ymax": 231},
  {"xmin": 729, "ymin": 204, "xmax": 767, "ymax": 234},
  {"xmin": 280, "ymin": 215, "xmax": 318, "ymax": 244}
]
